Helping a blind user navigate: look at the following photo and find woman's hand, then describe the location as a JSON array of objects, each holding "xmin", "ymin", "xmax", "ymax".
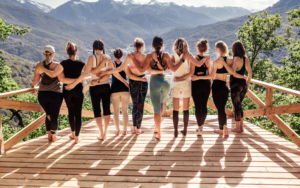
[
  {"xmin": 173, "ymin": 77, "xmax": 180, "ymax": 82},
  {"xmin": 191, "ymin": 75, "xmax": 198, "ymax": 81},
  {"xmin": 36, "ymin": 62, "xmax": 44, "ymax": 71},
  {"xmin": 141, "ymin": 77, "xmax": 148, "ymax": 82},
  {"xmin": 124, "ymin": 81, "xmax": 130, "ymax": 88},
  {"xmin": 97, "ymin": 71, "xmax": 107, "ymax": 78},
  {"xmin": 65, "ymin": 83, "xmax": 76, "ymax": 90},
  {"xmin": 31, "ymin": 87, "xmax": 38, "ymax": 96},
  {"xmin": 91, "ymin": 80, "xmax": 98, "ymax": 86}
]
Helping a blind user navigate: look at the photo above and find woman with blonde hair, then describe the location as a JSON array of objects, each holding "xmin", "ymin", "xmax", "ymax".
[
  {"xmin": 191, "ymin": 41, "xmax": 246, "ymax": 136},
  {"xmin": 37, "ymin": 41, "xmax": 93, "ymax": 143},
  {"xmin": 174, "ymin": 39, "xmax": 211, "ymax": 136},
  {"xmin": 170, "ymin": 38, "xmax": 208, "ymax": 137}
]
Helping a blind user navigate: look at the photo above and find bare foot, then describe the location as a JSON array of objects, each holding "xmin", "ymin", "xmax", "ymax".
[
  {"xmin": 115, "ymin": 131, "xmax": 120, "ymax": 136},
  {"xmin": 122, "ymin": 131, "xmax": 127, "ymax": 136},
  {"xmin": 197, "ymin": 129, "xmax": 203, "ymax": 136},
  {"xmin": 155, "ymin": 132, "xmax": 161, "ymax": 140},
  {"xmin": 214, "ymin": 129, "xmax": 223, "ymax": 135},
  {"xmin": 51, "ymin": 136, "xmax": 61, "ymax": 142},
  {"xmin": 97, "ymin": 135, "xmax": 103, "ymax": 140},
  {"xmin": 224, "ymin": 126, "xmax": 229, "ymax": 136},
  {"xmin": 74, "ymin": 137, "xmax": 82, "ymax": 144},
  {"xmin": 231, "ymin": 127, "xmax": 241, "ymax": 133},
  {"xmin": 69, "ymin": 135, "xmax": 75, "ymax": 139},
  {"xmin": 48, "ymin": 134, "xmax": 52, "ymax": 141}
]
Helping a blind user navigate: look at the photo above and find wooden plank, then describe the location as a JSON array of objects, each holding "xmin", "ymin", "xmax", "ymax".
[
  {"xmin": 0, "ymin": 87, "xmax": 38, "ymax": 98},
  {"xmin": 4, "ymin": 114, "xmax": 46, "ymax": 151},
  {"xmin": 144, "ymin": 103, "xmax": 154, "ymax": 114},
  {"xmin": 0, "ymin": 99, "xmax": 94, "ymax": 118},
  {"xmin": 244, "ymin": 103, "xmax": 300, "ymax": 118},
  {"xmin": 250, "ymin": 79, "xmax": 300, "ymax": 97},
  {"xmin": 0, "ymin": 110, "xmax": 4, "ymax": 154},
  {"xmin": 266, "ymin": 87, "xmax": 273, "ymax": 107}
]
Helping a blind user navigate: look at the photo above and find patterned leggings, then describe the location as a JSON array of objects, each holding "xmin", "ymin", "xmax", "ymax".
[
  {"xmin": 129, "ymin": 79, "xmax": 148, "ymax": 129},
  {"xmin": 230, "ymin": 80, "xmax": 247, "ymax": 121}
]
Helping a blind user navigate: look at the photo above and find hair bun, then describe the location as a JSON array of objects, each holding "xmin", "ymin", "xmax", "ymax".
[{"xmin": 201, "ymin": 40, "xmax": 208, "ymax": 44}]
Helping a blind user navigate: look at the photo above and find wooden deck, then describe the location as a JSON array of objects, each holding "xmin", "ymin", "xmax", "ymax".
[{"xmin": 1, "ymin": 115, "xmax": 300, "ymax": 188}]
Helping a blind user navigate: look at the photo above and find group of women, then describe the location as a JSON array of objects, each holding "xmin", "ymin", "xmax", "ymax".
[{"xmin": 31, "ymin": 36, "xmax": 252, "ymax": 143}]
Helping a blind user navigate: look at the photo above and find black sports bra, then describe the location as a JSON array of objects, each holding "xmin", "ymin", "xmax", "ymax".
[
  {"xmin": 236, "ymin": 57, "xmax": 246, "ymax": 75},
  {"xmin": 194, "ymin": 55, "xmax": 208, "ymax": 76},
  {"xmin": 150, "ymin": 52, "xmax": 167, "ymax": 70},
  {"xmin": 216, "ymin": 57, "xmax": 228, "ymax": 74}
]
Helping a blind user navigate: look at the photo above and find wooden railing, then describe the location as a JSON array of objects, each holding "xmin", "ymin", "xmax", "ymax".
[{"xmin": 0, "ymin": 75, "xmax": 300, "ymax": 154}]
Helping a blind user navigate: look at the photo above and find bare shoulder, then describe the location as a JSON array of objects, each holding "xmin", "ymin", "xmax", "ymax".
[{"xmin": 213, "ymin": 60, "xmax": 220, "ymax": 67}]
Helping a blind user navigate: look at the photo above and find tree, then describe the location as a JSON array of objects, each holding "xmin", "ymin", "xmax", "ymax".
[
  {"xmin": 286, "ymin": 8, "xmax": 300, "ymax": 65},
  {"xmin": 0, "ymin": 16, "xmax": 31, "ymax": 128},
  {"xmin": 237, "ymin": 11, "xmax": 290, "ymax": 67}
]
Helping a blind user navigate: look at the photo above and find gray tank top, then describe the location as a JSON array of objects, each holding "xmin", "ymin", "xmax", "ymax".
[{"xmin": 38, "ymin": 61, "xmax": 62, "ymax": 93}]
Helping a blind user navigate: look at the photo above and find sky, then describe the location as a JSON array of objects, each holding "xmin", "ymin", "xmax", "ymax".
[{"xmin": 33, "ymin": 0, "xmax": 280, "ymax": 12}]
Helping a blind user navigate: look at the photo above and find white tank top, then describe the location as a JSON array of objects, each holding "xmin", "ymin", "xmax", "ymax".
[
  {"xmin": 90, "ymin": 55, "xmax": 109, "ymax": 86},
  {"xmin": 170, "ymin": 53, "xmax": 191, "ymax": 90}
]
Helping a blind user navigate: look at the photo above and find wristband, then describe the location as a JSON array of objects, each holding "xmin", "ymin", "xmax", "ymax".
[
  {"xmin": 98, "ymin": 80, "xmax": 100, "ymax": 84},
  {"xmin": 181, "ymin": 59, "xmax": 185, "ymax": 63},
  {"xmin": 162, "ymin": 70, "xmax": 165, "ymax": 74}
]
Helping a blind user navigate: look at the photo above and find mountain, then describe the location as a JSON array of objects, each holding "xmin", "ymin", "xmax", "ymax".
[
  {"xmin": 0, "ymin": 0, "xmax": 52, "ymax": 13},
  {"xmin": 183, "ymin": 5, "xmax": 252, "ymax": 21},
  {"xmin": 49, "ymin": 0, "xmax": 218, "ymax": 27},
  {"xmin": 0, "ymin": 3, "xmax": 143, "ymax": 62},
  {"xmin": 156, "ymin": 0, "xmax": 300, "ymax": 63}
]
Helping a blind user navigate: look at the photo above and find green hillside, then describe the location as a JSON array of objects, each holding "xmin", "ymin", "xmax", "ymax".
[{"xmin": 0, "ymin": 49, "xmax": 35, "ymax": 88}]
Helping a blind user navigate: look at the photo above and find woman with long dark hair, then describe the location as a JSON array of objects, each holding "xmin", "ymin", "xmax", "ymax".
[
  {"xmin": 130, "ymin": 36, "xmax": 183, "ymax": 140},
  {"xmin": 192, "ymin": 41, "xmax": 246, "ymax": 136},
  {"xmin": 37, "ymin": 42, "xmax": 94, "ymax": 143},
  {"xmin": 174, "ymin": 39, "xmax": 212, "ymax": 136},
  {"xmin": 67, "ymin": 39, "xmax": 113, "ymax": 140},
  {"xmin": 32, "ymin": 45, "xmax": 76, "ymax": 142},
  {"xmin": 217, "ymin": 41, "xmax": 252, "ymax": 132}
]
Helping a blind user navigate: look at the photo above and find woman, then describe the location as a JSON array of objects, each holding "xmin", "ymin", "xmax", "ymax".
[
  {"xmin": 37, "ymin": 42, "xmax": 93, "ymax": 144},
  {"xmin": 217, "ymin": 41, "xmax": 252, "ymax": 133},
  {"xmin": 99, "ymin": 38, "xmax": 162, "ymax": 135},
  {"xmin": 32, "ymin": 45, "xmax": 76, "ymax": 142},
  {"xmin": 110, "ymin": 48, "xmax": 130, "ymax": 136},
  {"xmin": 130, "ymin": 36, "xmax": 183, "ymax": 140},
  {"xmin": 66, "ymin": 39, "xmax": 113, "ymax": 140},
  {"xmin": 192, "ymin": 41, "xmax": 246, "ymax": 136},
  {"xmin": 174, "ymin": 39, "xmax": 211, "ymax": 136}
]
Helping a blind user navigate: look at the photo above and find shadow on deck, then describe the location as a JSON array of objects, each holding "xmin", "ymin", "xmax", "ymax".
[{"xmin": 1, "ymin": 115, "xmax": 300, "ymax": 188}]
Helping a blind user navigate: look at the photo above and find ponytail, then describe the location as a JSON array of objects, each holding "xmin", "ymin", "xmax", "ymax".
[{"xmin": 152, "ymin": 36, "xmax": 163, "ymax": 66}]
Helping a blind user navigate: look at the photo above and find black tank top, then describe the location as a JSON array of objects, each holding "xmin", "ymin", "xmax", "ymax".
[
  {"xmin": 41, "ymin": 61, "xmax": 57, "ymax": 85},
  {"xmin": 230, "ymin": 57, "xmax": 246, "ymax": 84},
  {"xmin": 111, "ymin": 61, "xmax": 129, "ymax": 93},
  {"xmin": 194, "ymin": 55, "xmax": 208, "ymax": 76},
  {"xmin": 216, "ymin": 57, "xmax": 228, "ymax": 74}
]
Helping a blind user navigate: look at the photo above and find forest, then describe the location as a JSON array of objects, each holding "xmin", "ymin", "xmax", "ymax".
[{"xmin": 0, "ymin": 8, "xmax": 300, "ymax": 143}]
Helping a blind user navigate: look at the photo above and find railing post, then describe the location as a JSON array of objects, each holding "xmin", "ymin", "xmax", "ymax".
[
  {"xmin": 266, "ymin": 87, "xmax": 273, "ymax": 107},
  {"xmin": 0, "ymin": 110, "xmax": 5, "ymax": 155}
]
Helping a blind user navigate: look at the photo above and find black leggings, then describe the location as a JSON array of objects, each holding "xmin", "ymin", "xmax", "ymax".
[
  {"xmin": 192, "ymin": 80, "xmax": 211, "ymax": 126},
  {"xmin": 230, "ymin": 80, "xmax": 247, "ymax": 121},
  {"xmin": 63, "ymin": 84, "xmax": 84, "ymax": 136},
  {"xmin": 38, "ymin": 91, "xmax": 63, "ymax": 134},
  {"xmin": 129, "ymin": 79, "xmax": 148, "ymax": 129},
  {"xmin": 212, "ymin": 80, "xmax": 229, "ymax": 130},
  {"xmin": 90, "ymin": 84, "xmax": 111, "ymax": 118}
]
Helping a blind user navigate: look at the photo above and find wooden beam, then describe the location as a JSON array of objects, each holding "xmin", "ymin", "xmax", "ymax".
[
  {"xmin": 266, "ymin": 87, "xmax": 273, "ymax": 107},
  {"xmin": 0, "ymin": 111, "xmax": 4, "ymax": 155},
  {"xmin": 244, "ymin": 103, "xmax": 300, "ymax": 118},
  {"xmin": 144, "ymin": 103, "xmax": 154, "ymax": 114},
  {"xmin": 250, "ymin": 79, "xmax": 300, "ymax": 97},
  {"xmin": 4, "ymin": 114, "xmax": 47, "ymax": 151},
  {"xmin": 246, "ymin": 89, "xmax": 300, "ymax": 148},
  {"xmin": 0, "ymin": 99, "xmax": 94, "ymax": 118},
  {"xmin": 0, "ymin": 87, "xmax": 38, "ymax": 98}
]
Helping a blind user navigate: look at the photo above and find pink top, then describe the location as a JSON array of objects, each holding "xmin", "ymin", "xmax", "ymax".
[{"xmin": 129, "ymin": 52, "xmax": 142, "ymax": 69}]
